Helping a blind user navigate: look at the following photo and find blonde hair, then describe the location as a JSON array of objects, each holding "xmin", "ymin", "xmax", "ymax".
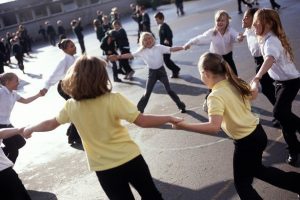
[
  {"xmin": 61, "ymin": 56, "xmax": 112, "ymax": 100},
  {"xmin": 213, "ymin": 10, "xmax": 231, "ymax": 36},
  {"xmin": 0, "ymin": 72, "xmax": 18, "ymax": 86},
  {"xmin": 139, "ymin": 32, "xmax": 154, "ymax": 49},
  {"xmin": 198, "ymin": 52, "xmax": 252, "ymax": 101},
  {"xmin": 254, "ymin": 8, "xmax": 294, "ymax": 62}
]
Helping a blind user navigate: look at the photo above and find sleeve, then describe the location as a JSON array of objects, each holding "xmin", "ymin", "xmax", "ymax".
[
  {"xmin": 207, "ymin": 94, "xmax": 225, "ymax": 116},
  {"xmin": 112, "ymin": 93, "xmax": 140, "ymax": 123},
  {"xmin": 44, "ymin": 58, "xmax": 67, "ymax": 89},
  {"xmin": 184, "ymin": 29, "xmax": 213, "ymax": 46},
  {"xmin": 158, "ymin": 44, "xmax": 171, "ymax": 54},
  {"xmin": 230, "ymin": 27, "xmax": 240, "ymax": 42},
  {"xmin": 132, "ymin": 48, "xmax": 143, "ymax": 58},
  {"xmin": 263, "ymin": 38, "xmax": 281, "ymax": 61},
  {"xmin": 55, "ymin": 102, "xmax": 70, "ymax": 125}
]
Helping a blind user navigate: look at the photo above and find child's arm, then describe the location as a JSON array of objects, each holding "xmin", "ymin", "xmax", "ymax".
[
  {"xmin": 173, "ymin": 115, "xmax": 222, "ymax": 135},
  {"xmin": 133, "ymin": 113, "xmax": 183, "ymax": 128},
  {"xmin": 108, "ymin": 53, "xmax": 133, "ymax": 62},
  {"xmin": 170, "ymin": 46, "xmax": 184, "ymax": 52},
  {"xmin": 17, "ymin": 90, "xmax": 44, "ymax": 104},
  {"xmin": 22, "ymin": 118, "xmax": 61, "ymax": 139},
  {"xmin": 0, "ymin": 127, "xmax": 24, "ymax": 139}
]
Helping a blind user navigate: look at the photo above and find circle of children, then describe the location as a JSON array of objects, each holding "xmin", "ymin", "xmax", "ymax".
[{"xmin": 0, "ymin": 3, "xmax": 300, "ymax": 200}]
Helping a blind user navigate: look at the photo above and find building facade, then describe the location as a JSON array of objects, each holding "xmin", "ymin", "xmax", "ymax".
[{"xmin": 0, "ymin": 0, "xmax": 134, "ymax": 40}]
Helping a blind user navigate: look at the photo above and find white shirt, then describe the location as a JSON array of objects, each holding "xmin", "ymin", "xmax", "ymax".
[
  {"xmin": 260, "ymin": 32, "xmax": 300, "ymax": 81},
  {"xmin": 243, "ymin": 28, "xmax": 261, "ymax": 57},
  {"xmin": 185, "ymin": 27, "xmax": 239, "ymax": 55},
  {"xmin": 44, "ymin": 53, "xmax": 76, "ymax": 89},
  {"xmin": 0, "ymin": 139, "xmax": 14, "ymax": 171},
  {"xmin": 0, "ymin": 86, "xmax": 21, "ymax": 125},
  {"xmin": 132, "ymin": 44, "xmax": 170, "ymax": 69}
]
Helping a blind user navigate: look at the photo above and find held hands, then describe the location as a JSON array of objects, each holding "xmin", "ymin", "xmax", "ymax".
[
  {"xmin": 250, "ymin": 77, "xmax": 260, "ymax": 100},
  {"xmin": 108, "ymin": 55, "xmax": 118, "ymax": 62},
  {"xmin": 40, "ymin": 88, "xmax": 48, "ymax": 96},
  {"xmin": 183, "ymin": 44, "xmax": 191, "ymax": 50},
  {"xmin": 22, "ymin": 127, "xmax": 34, "ymax": 139},
  {"xmin": 237, "ymin": 33, "xmax": 245, "ymax": 42},
  {"xmin": 169, "ymin": 117, "xmax": 185, "ymax": 129}
]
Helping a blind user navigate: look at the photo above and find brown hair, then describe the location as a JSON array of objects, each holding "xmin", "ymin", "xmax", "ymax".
[
  {"xmin": 0, "ymin": 72, "xmax": 18, "ymax": 86},
  {"xmin": 154, "ymin": 11, "xmax": 164, "ymax": 20},
  {"xmin": 61, "ymin": 56, "xmax": 112, "ymax": 100},
  {"xmin": 213, "ymin": 10, "xmax": 231, "ymax": 36},
  {"xmin": 254, "ymin": 9, "xmax": 294, "ymax": 61},
  {"xmin": 58, "ymin": 38, "xmax": 73, "ymax": 50},
  {"xmin": 198, "ymin": 52, "xmax": 252, "ymax": 101}
]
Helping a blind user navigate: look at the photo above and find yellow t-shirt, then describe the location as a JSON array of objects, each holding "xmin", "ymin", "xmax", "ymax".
[
  {"xmin": 56, "ymin": 92, "xmax": 141, "ymax": 171},
  {"xmin": 207, "ymin": 80, "xmax": 259, "ymax": 140}
]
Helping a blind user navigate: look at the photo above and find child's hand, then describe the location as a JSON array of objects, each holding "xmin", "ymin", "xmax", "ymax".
[
  {"xmin": 108, "ymin": 55, "xmax": 118, "ymax": 62},
  {"xmin": 40, "ymin": 88, "xmax": 48, "ymax": 96},
  {"xmin": 183, "ymin": 45, "xmax": 191, "ymax": 50},
  {"xmin": 170, "ymin": 116, "xmax": 183, "ymax": 124},
  {"xmin": 22, "ymin": 127, "xmax": 33, "ymax": 139},
  {"xmin": 172, "ymin": 120, "xmax": 186, "ymax": 130},
  {"xmin": 250, "ymin": 77, "xmax": 260, "ymax": 100}
]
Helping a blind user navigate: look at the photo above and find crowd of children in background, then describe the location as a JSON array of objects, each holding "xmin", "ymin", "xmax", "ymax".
[{"xmin": 1, "ymin": 1, "xmax": 300, "ymax": 200}]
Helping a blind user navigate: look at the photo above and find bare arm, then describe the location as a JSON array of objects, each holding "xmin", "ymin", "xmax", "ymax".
[
  {"xmin": 173, "ymin": 115, "xmax": 223, "ymax": 135},
  {"xmin": 108, "ymin": 53, "xmax": 134, "ymax": 62},
  {"xmin": 18, "ymin": 91, "xmax": 43, "ymax": 104},
  {"xmin": 22, "ymin": 118, "xmax": 61, "ymax": 139},
  {"xmin": 133, "ymin": 113, "xmax": 183, "ymax": 128},
  {"xmin": 0, "ymin": 127, "xmax": 24, "ymax": 139}
]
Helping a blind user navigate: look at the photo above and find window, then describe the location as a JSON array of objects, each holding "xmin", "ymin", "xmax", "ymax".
[
  {"xmin": 49, "ymin": 3, "xmax": 62, "ymax": 15},
  {"xmin": 1, "ymin": 13, "xmax": 18, "ymax": 27},
  {"xmin": 62, "ymin": 0, "xmax": 77, "ymax": 12},
  {"xmin": 34, "ymin": 6, "xmax": 48, "ymax": 19},
  {"xmin": 76, "ymin": 0, "xmax": 88, "ymax": 7},
  {"xmin": 90, "ymin": 0, "xmax": 99, "ymax": 4},
  {"xmin": 18, "ymin": 9, "xmax": 33, "ymax": 22}
]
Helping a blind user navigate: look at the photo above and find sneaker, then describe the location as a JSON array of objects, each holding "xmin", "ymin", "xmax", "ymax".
[
  {"xmin": 202, "ymin": 100, "xmax": 208, "ymax": 113},
  {"xmin": 286, "ymin": 153, "xmax": 298, "ymax": 166},
  {"xmin": 114, "ymin": 77, "xmax": 122, "ymax": 82}
]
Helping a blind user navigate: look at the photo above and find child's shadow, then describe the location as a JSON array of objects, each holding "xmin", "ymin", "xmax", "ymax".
[
  {"xmin": 28, "ymin": 190, "xmax": 57, "ymax": 200},
  {"xmin": 26, "ymin": 73, "xmax": 43, "ymax": 79}
]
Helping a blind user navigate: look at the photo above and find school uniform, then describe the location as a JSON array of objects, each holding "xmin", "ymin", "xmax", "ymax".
[
  {"xmin": 132, "ymin": 44, "xmax": 185, "ymax": 113},
  {"xmin": 158, "ymin": 22, "xmax": 180, "ymax": 77},
  {"xmin": 73, "ymin": 22, "xmax": 85, "ymax": 54},
  {"xmin": 259, "ymin": 32, "xmax": 300, "ymax": 157},
  {"xmin": 208, "ymin": 79, "xmax": 300, "ymax": 199},
  {"xmin": 185, "ymin": 27, "xmax": 240, "ymax": 75},
  {"xmin": 244, "ymin": 28, "xmax": 276, "ymax": 105},
  {"xmin": 0, "ymin": 140, "xmax": 31, "ymax": 200}
]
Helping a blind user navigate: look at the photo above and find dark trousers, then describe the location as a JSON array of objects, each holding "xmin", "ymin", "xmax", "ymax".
[
  {"xmin": 222, "ymin": 51, "xmax": 238, "ymax": 76},
  {"xmin": 233, "ymin": 124, "xmax": 300, "ymax": 200},
  {"xmin": 78, "ymin": 38, "xmax": 86, "ymax": 54},
  {"xmin": 0, "ymin": 167, "xmax": 31, "ymax": 200},
  {"xmin": 137, "ymin": 66, "xmax": 185, "ymax": 113},
  {"xmin": 15, "ymin": 54, "xmax": 24, "ymax": 71},
  {"xmin": 237, "ymin": 0, "xmax": 251, "ymax": 12},
  {"xmin": 273, "ymin": 78, "xmax": 300, "ymax": 154},
  {"xmin": 254, "ymin": 56, "xmax": 276, "ymax": 105},
  {"xmin": 163, "ymin": 54, "xmax": 180, "ymax": 75},
  {"xmin": 270, "ymin": 0, "xmax": 280, "ymax": 8},
  {"xmin": 96, "ymin": 155, "xmax": 163, "ymax": 200},
  {"xmin": 57, "ymin": 82, "xmax": 81, "ymax": 143},
  {"xmin": 1, "ymin": 124, "xmax": 26, "ymax": 163},
  {"xmin": 119, "ymin": 48, "xmax": 133, "ymax": 74},
  {"xmin": 175, "ymin": 1, "xmax": 184, "ymax": 15}
]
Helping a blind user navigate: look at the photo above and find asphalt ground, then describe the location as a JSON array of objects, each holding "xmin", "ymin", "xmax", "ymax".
[{"xmin": 4, "ymin": 0, "xmax": 300, "ymax": 199}]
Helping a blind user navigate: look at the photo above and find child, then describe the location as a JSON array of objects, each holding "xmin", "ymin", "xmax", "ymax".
[
  {"xmin": 154, "ymin": 11, "xmax": 181, "ymax": 78},
  {"xmin": 11, "ymin": 37, "xmax": 25, "ymax": 74},
  {"xmin": 241, "ymin": 8, "xmax": 278, "ymax": 127},
  {"xmin": 174, "ymin": 52, "xmax": 300, "ymax": 199},
  {"xmin": 71, "ymin": 18, "xmax": 85, "ymax": 54},
  {"xmin": 23, "ymin": 55, "xmax": 182, "ymax": 199},
  {"xmin": 112, "ymin": 20, "xmax": 135, "ymax": 80},
  {"xmin": 40, "ymin": 39, "xmax": 81, "ymax": 145},
  {"xmin": 110, "ymin": 32, "xmax": 186, "ymax": 113},
  {"xmin": 184, "ymin": 10, "xmax": 242, "ymax": 76},
  {"xmin": 0, "ymin": 127, "xmax": 31, "ymax": 200},
  {"xmin": 251, "ymin": 8, "xmax": 300, "ymax": 166},
  {"xmin": 0, "ymin": 72, "xmax": 43, "ymax": 163},
  {"xmin": 100, "ymin": 31, "xmax": 122, "ymax": 82}
]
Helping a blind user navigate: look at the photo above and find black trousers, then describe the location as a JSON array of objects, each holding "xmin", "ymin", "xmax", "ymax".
[
  {"xmin": 273, "ymin": 78, "xmax": 300, "ymax": 154},
  {"xmin": 96, "ymin": 155, "xmax": 163, "ymax": 200},
  {"xmin": 270, "ymin": 0, "xmax": 280, "ymax": 8},
  {"xmin": 222, "ymin": 51, "xmax": 238, "ymax": 76},
  {"xmin": 254, "ymin": 56, "xmax": 276, "ymax": 105},
  {"xmin": 57, "ymin": 81, "xmax": 81, "ymax": 143},
  {"xmin": 137, "ymin": 66, "xmax": 184, "ymax": 113},
  {"xmin": 78, "ymin": 37, "xmax": 86, "ymax": 54},
  {"xmin": 0, "ymin": 167, "xmax": 31, "ymax": 200},
  {"xmin": 233, "ymin": 124, "xmax": 300, "ymax": 199},
  {"xmin": 1, "ymin": 124, "xmax": 26, "ymax": 163},
  {"xmin": 163, "ymin": 54, "xmax": 180, "ymax": 75},
  {"xmin": 119, "ymin": 48, "xmax": 133, "ymax": 74}
]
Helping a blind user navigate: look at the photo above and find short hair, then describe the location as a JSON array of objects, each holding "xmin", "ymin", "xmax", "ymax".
[
  {"xmin": 61, "ymin": 56, "xmax": 112, "ymax": 100},
  {"xmin": 0, "ymin": 72, "xmax": 17, "ymax": 85},
  {"xmin": 58, "ymin": 38, "xmax": 73, "ymax": 50},
  {"xmin": 154, "ymin": 11, "xmax": 164, "ymax": 20}
]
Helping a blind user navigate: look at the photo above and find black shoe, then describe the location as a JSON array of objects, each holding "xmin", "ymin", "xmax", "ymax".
[
  {"xmin": 238, "ymin": 10, "xmax": 243, "ymax": 14},
  {"xmin": 272, "ymin": 118, "xmax": 281, "ymax": 128},
  {"xmin": 178, "ymin": 102, "xmax": 186, "ymax": 113},
  {"xmin": 114, "ymin": 77, "xmax": 122, "ymax": 82},
  {"xmin": 286, "ymin": 153, "xmax": 298, "ymax": 166},
  {"xmin": 181, "ymin": 108, "xmax": 186, "ymax": 113}
]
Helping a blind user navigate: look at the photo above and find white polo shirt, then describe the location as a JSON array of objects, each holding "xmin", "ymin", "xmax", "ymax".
[
  {"xmin": 0, "ymin": 86, "xmax": 20, "ymax": 125},
  {"xmin": 0, "ymin": 139, "xmax": 14, "ymax": 171},
  {"xmin": 132, "ymin": 44, "xmax": 170, "ymax": 70},
  {"xmin": 243, "ymin": 28, "xmax": 261, "ymax": 57},
  {"xmin": 44, "ymin": 53, "xmax": 76, "ymax": 89},
  {"xmin": 260, "ymin": 32, "xmax": 300, "ymax": 81},
  {"xmin": 184, "ymin": 27, "xmax": 240, "ymax": 55}
]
